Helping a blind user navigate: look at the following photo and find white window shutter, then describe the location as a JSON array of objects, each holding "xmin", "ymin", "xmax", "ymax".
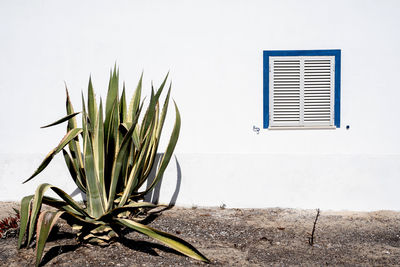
[
  {"xmin": 269, "ymin": 57, "xmax": 301, "ymax": 126},
  {"xmin": 270, "ymin": 56, "xmax": 335, "ymax": 127},
  {"xmin": 303, "ymin": 57, "xmax": 334, "ymax": 126}
]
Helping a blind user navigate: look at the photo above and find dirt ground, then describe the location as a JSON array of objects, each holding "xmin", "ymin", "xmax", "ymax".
[{"xmin": 1, "ymin": 202, "xmax": 400, "ymax": 266}]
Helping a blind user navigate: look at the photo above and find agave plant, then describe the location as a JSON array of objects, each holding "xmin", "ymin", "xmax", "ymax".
[{"xmin": 18, "ymin": 67, "xmax": 209, "ymax": 266}]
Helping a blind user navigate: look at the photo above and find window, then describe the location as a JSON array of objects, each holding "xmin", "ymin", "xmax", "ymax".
[{"xmin": 263, "ymin": 50, "xmax": 341, "ymax": 129}]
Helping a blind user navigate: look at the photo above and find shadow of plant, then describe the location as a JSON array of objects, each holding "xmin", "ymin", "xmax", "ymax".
[
  {"xmin": 39, "ymin": 231, "xmax": 187, "ymax": 266},
  {"xmin": 39, "ymin": 212, "xmax": 188, "ymax": 265},
  {"xmin": 46, "ymin": 226, "xmax": 75, "ymax": 242},
  {"xmin": 119, "ymin": 237, "xmax": 184, "ymax": 258},
  {"xmin": 39, "ymin": 244, "xmax": 81, "ymax": 267}
]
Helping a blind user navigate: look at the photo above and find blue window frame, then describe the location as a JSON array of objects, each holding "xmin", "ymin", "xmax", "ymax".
[{"xmin": 263, "ymin": 50, "xmax": 341, "ymax": 128}]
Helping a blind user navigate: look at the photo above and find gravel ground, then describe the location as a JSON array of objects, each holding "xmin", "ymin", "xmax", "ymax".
[{"xmin": 1, "ymin": 202, "xmax": 400, "ymax": 266}]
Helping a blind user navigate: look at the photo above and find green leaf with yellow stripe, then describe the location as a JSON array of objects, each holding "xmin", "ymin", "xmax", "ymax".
[{"xmin": 117, "ymin": 218, "xmax": 209, "ymax": 263}]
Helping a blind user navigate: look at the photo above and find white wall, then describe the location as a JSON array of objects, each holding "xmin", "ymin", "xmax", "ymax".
[{"xmin": 1, "ymin": 0, "xmax": 400, "ymax": 210}]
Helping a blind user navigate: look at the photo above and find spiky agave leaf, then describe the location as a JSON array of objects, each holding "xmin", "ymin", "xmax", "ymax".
[
  {"xmin": 23, "ymin": 128, "xmax": 83, "ymax": 184},
  {"xmin": 117, "ymin": 218, "xmax": 209, "ymax": 263},
  {"xmin": 99, "ymin": 201, "xmax": 157, "ymax": 221},
  {"xmin": 35, "ymin": 211, "xmax": 64, "ymax": 267},
  {"xmin": 118, "ymin": 121, "xmax": 154, "ymax": 207},
  {"xmin": 140, "ymin": 101, "xmax": 181, "ymax": 196},
  {"xmin": 65, "ymin": 87, "xmax": 85, "ymax": 186},
  {"xmin": 106, "ymin": 101, "xmax": 144, "ymax": 210},
  {"xmin": 120, "ymin": 84, "xmax": 128, "ymax": 124},
  {"xmin": 104, "ymin": 67, "xmax": 119, "ymax": 141},
  {"xmin": 40, "ymin": 112, "xmax": 81, "ymax": 129},
  {"xmin": 142, "ymin": 84, "xmax": 172, "ymax": 179},
  {"xmin": 17, "ymin": 195, "xmax": 34, "ymax": 249},
  {"xmin": 42, "ymin": 196, "xmax": 85, "ymax": 216},
  {"xmin": 26, "ymin": 183, "xmax": 89, "ymax": 245},
  {"xmin": 87, "ymin": 76, "xmax": 98, "ymax": 132},
  {"xmin": 95, "ymin": 99, "xmax": 106, "ymax": 203},
  {"xmin": 83, "ymin": 123, "xmax": 105, "ymax": 218},
  {"xmin": 128, "ymin": 72, "xmax": 143, "ymax": 123},
  {"xmin": 62, "ymin": 149, "xmax": 86, "ymax": 192}
]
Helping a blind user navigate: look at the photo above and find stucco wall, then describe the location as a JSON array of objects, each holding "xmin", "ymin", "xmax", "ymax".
[{"xmin": 1, "ymin": 0, "xmax": 400, "ymax": 210}]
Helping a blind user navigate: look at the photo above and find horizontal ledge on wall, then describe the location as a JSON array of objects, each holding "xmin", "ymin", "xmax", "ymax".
[{"xmin": 268, "ymin": 126, "xmax": 337, "ymax": 130}]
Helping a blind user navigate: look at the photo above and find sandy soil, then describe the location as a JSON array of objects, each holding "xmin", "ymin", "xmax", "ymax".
[{"xmin": 1, "ymin": 202, "xmax": 400, "ymax": 266}]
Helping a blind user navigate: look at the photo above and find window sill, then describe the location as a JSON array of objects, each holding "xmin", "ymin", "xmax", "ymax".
[{"xmin": 268, "ymin": 126, "xmax": 337, "ymax": 130}]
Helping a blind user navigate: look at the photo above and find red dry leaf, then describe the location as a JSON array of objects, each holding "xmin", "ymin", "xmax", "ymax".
[{"xmin": 0, "ymin": 214, "xmax": 20, "ymax": 238}]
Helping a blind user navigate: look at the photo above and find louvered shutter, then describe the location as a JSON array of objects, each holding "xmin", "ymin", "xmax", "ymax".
[
  {"xmin": 269, "ymin": 56, "xmax": 335, "ymax": 127},
  {"xmin": 269, "ymin": 57, "xmax": 301, "ymax": 126},
  {"xmin": 303, "ymin": 57, "xmax": 334, "ymax": 126}
]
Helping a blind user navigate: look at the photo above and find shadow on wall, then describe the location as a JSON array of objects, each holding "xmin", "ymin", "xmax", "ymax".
[
  {"xmin": 144, "ymin": 154, "xmax": 182, "ymax": 206},
  {"xmin": 70, "ymin": 185, "xmax": 86, "ymax": 201},
  {"xmin": 68, "ymin": 154, "xmax": 182, "ymax": 205}
]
